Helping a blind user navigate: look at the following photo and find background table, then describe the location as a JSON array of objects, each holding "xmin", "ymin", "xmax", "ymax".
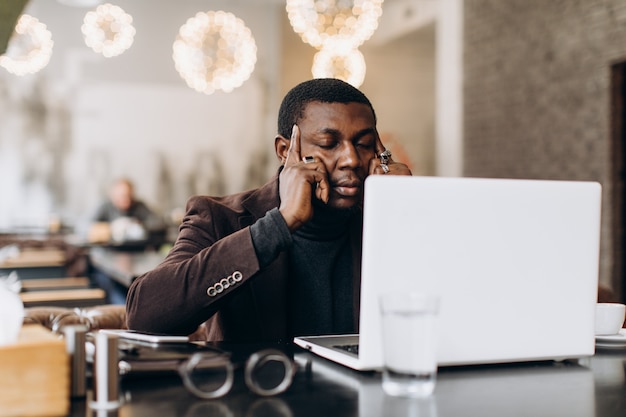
[
  {"xmin": 88, "ymin": 247, "xmax": 165, "ymax": 288},
  {"xmin": 88, "ymin": 247, "xmax": 165, "ymax": 304}
]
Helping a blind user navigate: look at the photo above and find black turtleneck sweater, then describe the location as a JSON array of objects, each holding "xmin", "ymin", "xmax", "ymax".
[{"xmin": 250, "ymin": 206, "xmax": 355, "ymax": 337}]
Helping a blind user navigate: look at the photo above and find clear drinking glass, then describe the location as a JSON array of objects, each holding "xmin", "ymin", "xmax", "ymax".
[{"xmin": 379, "ymin": 292, "xmax": 440, "ymax": 398}]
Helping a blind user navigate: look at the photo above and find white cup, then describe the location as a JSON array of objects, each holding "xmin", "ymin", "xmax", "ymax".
[
  {"xmin": 594, "ymin": 303, "xmax": 626, "ymax": 335},
  {"xmin": 379, "ymin": 292, "xmax": 440, "ymax": 398}
]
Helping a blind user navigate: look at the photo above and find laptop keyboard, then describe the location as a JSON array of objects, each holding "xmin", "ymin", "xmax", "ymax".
[{"xmin": 333, "ymin": 344, "xmax": 359, "ymax": 355}]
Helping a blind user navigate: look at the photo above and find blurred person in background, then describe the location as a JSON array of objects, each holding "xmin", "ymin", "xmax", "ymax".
[{"xmin": 89, "ymin": 178, "xmax": 164, "ymax": 245}]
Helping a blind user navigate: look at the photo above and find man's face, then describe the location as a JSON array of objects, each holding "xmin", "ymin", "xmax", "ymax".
[
  {"xmin": 110, "ymin": 183, "xmax": 133, "ymax": 212},
  {"xmin": 294, "ymin": 101, "xmax": 379, "ymax": 210}
]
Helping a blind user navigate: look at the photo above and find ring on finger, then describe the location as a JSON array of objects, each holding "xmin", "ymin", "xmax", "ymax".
[
  {"xmin": 381, "ymin": 163, "xmax": 390, "ymax": 174},
  {"xmin": 379, "ymin": 149, "xmax": 391, "ymax": 165},
  {"xmin": 303, "ymin": 156, "xmax": 315, "ymax": 164}
]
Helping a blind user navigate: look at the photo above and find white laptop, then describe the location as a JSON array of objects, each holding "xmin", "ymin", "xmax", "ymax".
[{"xmin": 294, "ymin": 175, "xmax": 602, "ymax": 371}]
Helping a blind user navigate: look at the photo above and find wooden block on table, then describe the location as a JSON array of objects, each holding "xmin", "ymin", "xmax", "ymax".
[
  {"xmin": 0, "ymin": 249, "xmax": 66, "ymax": 268},
  {"xmin": 20, "ymin": 288, "xmax": 107, "ymax": 308},
  {"xmin": 88, "ymin": 222, "xmax": 111, "ymax": 244},
  {"xmin": 21, "ymin": 277, "xmax": 91, "ymax": 291},
  {"xmin": 0, "ymin": 324, "xmax": 69, "ymax": 417},
  {"xmin": 0, "ymin": 248, "xmax": 67, "ymax": 279}
]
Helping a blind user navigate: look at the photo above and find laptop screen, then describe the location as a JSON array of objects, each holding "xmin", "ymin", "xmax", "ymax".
[{"xmin": 358, "ymin": 176, "xmax": 601, "ymax": 367}]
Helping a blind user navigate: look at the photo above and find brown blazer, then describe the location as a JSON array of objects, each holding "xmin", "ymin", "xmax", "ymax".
[{"xmin": 126, "ymin": 174, "xmax": 363, "ymax": 343}]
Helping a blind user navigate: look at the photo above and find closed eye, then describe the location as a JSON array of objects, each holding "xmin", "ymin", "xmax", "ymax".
[
  {"xmin": 313, "ymin": 129, "xmax": 340, "ymax": 149},
  {"xmin": 354, "ymin": 131, "xmax": 376, "ymax": 150},
  {"xmin": 318, "ymin": 142, "xmax": 337, "ymax": 149}
]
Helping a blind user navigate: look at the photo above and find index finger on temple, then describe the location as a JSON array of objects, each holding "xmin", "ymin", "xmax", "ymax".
[
  {"xmin": 374, "ymin": 134, "xmax": 386, "ymax": 156},
  {"xmin": 286, "ymin": 124, "xmax": 302, "ymax": 165}
]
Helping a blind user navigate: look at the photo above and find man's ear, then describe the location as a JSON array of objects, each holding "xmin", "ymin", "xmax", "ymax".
[{"xmin": 275, "ymin": 135, "xmax": 290, "ymax": 164}]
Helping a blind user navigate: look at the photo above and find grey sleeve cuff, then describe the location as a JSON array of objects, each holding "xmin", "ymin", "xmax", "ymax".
[{"xmin": 250, "ymin": 207, "xmax": 293, "ymax": 268}]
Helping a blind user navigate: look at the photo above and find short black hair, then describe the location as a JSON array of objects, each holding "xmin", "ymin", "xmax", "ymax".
[{"xmin": 277, "ymin": 78, "xmax": 376, "ymax": 138}]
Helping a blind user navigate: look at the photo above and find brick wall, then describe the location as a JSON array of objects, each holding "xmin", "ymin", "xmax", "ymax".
[{"xmin": 463, "ymin": 0, "xmax": 626, "ymax": 292}]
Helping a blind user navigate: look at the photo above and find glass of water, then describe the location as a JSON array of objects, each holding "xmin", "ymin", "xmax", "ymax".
[{"xmin": 379, "ymin": 292, "xmax": 440, "ymax": 398}]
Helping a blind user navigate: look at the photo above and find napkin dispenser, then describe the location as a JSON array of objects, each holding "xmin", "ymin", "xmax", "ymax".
[{"xmin": 0, "ymin": 324, "xmax": 69, "ymax": 417}]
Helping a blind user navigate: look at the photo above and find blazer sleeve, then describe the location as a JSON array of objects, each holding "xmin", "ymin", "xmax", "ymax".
[{"xmin": 125, "ymin": 195, "xmax": 262, "ymax": 335}]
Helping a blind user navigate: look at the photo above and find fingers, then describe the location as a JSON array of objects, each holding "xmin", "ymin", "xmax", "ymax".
[
  {"xmin": 374, "ymin": 135, "xmax": 386, "ymax": 157},
  {"xmin": 389, "ymin": 162, "xmax": 412, "ymax": 176},
  {"xmin": 278, "ymin": 159, "xmax": 329, "ymax": 231},
  {"xmin": 283, "ymin": 124, "xmax": 330, "ymax": 203},
  {"xmin": 371, "ymin": 159, "xmax": 413, "ymax": 176},
  {"xmin": 302, "ymin": 157, "xmax": 329, "ymax": 204},
  {"xmin": 285, "ymin": 124, "xmax": 301, "ymax": 167},
  {"xmin": 370, "ymin": 160, "xmax": 410, "ymax": 176},
  {"xmin": 369, "ymin": 158, "xmax": 387, "ymax": 176},
  {"xmin": 368, "ymin": 141, "xmax": 413, "ymax": 176},
  {"xmin": 369, "ymin": 136, "xmax": 389, "ymax": 175},
  {"xmin": 313, "ymin": 171, "xmax": 330, "ymax": 203},
  {"xmin": 373, "ymin": 135, "xmax": 392, "ymax": 164}
]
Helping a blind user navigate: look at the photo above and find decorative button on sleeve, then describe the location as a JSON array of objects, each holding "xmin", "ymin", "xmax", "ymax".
[{"xmin": 206, "ymin": 271, "xmax": 243, "ymax": 297}]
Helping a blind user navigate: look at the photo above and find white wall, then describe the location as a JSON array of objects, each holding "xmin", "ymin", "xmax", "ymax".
[
  {"xmin": 435, "ymin": 0, "xmax": 463, "ymax": 177},
  {"xmin": 0, "ymin": 0, "xmax": 282, "ymax": 230},
  {"xmin": 0, "ymin": 0, "xmax": 439, "ymax": 231}
]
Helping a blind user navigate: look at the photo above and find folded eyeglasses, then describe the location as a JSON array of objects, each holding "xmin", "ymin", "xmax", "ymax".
[
  {"xmin": 115, "ymin": 336, "xmax": 296, "ymax": 400},
  {"xmin": 177, "ymin": 349, "xmax": 296, "ymax": 399}
]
